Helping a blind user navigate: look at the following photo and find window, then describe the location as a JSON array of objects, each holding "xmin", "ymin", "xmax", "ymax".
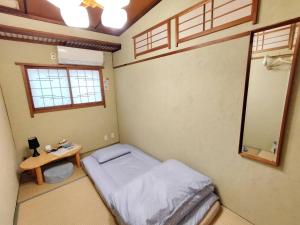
[
  {"xmin": 175, "ymin": 0, "xmax": 259, "ymax": 45},
  {"xmin": 20, "ymin": 64, "xmax": 105, "ymax": 117},
  {"xmin": 133, "ymin": 20, "xmax": 171, "ymax": 58}
]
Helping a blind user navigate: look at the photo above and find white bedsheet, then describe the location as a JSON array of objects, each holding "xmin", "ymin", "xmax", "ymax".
[{"xmin": 82, "ymin": 144, "xmax": 160, "ymax": 205}]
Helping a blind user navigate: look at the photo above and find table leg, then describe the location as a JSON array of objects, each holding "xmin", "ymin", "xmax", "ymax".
[
  {"xmin": 75, "ymin": 152, "xmax": 81, "ymax": 168},
  {"xmin": 35, "ymin": 167, "xmax": 43, "ymax": 185}
]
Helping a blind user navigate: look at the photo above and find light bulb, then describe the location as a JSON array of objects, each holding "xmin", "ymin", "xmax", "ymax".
[
  {"xmin": 101, "ymin": 7, "xmax": 127, "ymax": 29},
  {"xmin": 60, "ymin": 6, "xmax": 90, "ymax": 28}
]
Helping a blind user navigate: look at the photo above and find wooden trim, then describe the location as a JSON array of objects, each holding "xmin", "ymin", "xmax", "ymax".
[
  {"xmin": 175, "ymin": 17, "xmax": 180, "ymax": 47},
  {"xmin": 289, "ymin": 24, "xmax": 296, "ymax": 49},
  {"xmin": 115, "ymin": 31, "xmax": 250, "ymax": 69},
  {"xmin": 18, "ymin": 63, "xmax": 106, "ymax": 118},
  {"xmin": 135, "ymin": 44, "xmax": 169, "ymax": 57},
  {"xmin": 66, "ymin": 69, "xmax": 74, "ymax": 105},
  {"xmin": 15, "ymin": 63, "xmax": 104, "ymax": 70},
  {"xmin": 239, "ymin": 18, "xmax": 300, "ymax": 167},
  {"xmin": 167, "ymin": 20, "xmax": 171, "ymax": 49},
  {"xmin": 252, "ymin": 0, "xmax": 260, "ymax": 24},
  {"xmin": 20, "ymin": 65, "xmax": 34, "ymax": 117},
  {"xmin": 275, "ymin": 22, "xmax": 300, "ymax": 166},
  {"xmin": 99, "ymin": 68, "xmax": 106, "ymax": 108},
  {"xmin": 0, "ymin": 24, "xmax": 121, "ymax": 52},
  {"xmin": 238, "ymin": 31, "xmax": 254, "ymax": 163},
  {"xmin": 240, "ymin": 152, "xmax": 277, "ymax": 166},
  {"xmin": 211, "ymin": 0, "xmax": 214, "ymax": 28},
  {"xmin": 116, "ymin": 18, "xmax": 300, "ymax": 69}
]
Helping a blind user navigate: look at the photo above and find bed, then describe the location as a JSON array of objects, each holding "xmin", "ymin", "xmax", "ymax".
[{"xmin": 82, "ymin": 144, "xmax": 220, "ymax": 225}]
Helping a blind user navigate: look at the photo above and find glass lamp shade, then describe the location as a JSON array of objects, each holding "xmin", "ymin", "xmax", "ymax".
[
  {"xmin": 96, "ymin": 0, "xmax": 130, "ymax": 8},
  {"xmin": 60, "ymin": 6, "xmax": 90, "ymax": 28},
  {"xmin": 28, "ymin": 137, "xmax": 40, "ymax": 149},
  {"xmin": 101, "ymin": 7, "xmax": 128, "ymax": 29}
]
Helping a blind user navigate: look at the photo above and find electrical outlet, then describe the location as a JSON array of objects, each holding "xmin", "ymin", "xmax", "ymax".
[
  {"xmin": 104, "ymin": 135, "xmax": 108, "ymax": 141},
  {"xmin": 110, "ymin": 132, "xmax": 115, "ymax": 139}
]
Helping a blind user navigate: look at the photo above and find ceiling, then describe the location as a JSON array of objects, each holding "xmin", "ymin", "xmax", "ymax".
[{"xmin": 0, "ymin": 0, "xmax": 161, "ymax": 36}]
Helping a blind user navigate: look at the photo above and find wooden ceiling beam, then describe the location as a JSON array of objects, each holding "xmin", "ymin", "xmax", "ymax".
[{"xmin": 0, "ymin": 24, "xmax": 121, "ymax": 52}]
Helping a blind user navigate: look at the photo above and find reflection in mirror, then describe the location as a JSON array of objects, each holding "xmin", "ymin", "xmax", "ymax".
[{"xmin": 239, "ymin": 21, "xmax": 300, "ymax": 166}]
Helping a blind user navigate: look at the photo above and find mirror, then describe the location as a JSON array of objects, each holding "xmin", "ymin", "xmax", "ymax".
[{"xmin": 239, "ymin": 20, "xmax": 300, "ymax": 166}]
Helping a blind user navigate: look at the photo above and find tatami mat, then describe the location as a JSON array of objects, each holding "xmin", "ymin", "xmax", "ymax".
[
  {"xmin": 18, "ymin": 167, "xmax": 86, "ymax": 203},
  {"xmin": 17, "ymin": 177, "xmax": 117, "ymax": 225},
  {"xmin": 17, "ymin": 175, "xmax": 253, "ymax": 225}
]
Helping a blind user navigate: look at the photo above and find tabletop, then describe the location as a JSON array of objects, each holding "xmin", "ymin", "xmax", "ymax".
[{"xmin": 20, "ymin": 144, "xmax": 82, "ymax": 170}]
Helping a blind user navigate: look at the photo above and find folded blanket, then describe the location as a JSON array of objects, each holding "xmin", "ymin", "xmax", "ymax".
[
  {"xmin": 179, "ymin": 193, "xmax": 219, "ymax": 225},
  {"xmin": 110, "ymin": 159, "xmax": 214, "ymax": 225}
]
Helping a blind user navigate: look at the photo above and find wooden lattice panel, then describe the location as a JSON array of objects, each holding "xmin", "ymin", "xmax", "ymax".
[
  {"xmin": 176, "ymin": 0, "xmax": 258, "ymax": 45},
  {"xmin": 133, "ymin": 20, "xmax": 171, "ymax": 57}
]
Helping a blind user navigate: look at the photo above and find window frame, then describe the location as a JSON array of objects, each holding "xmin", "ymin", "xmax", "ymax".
[{"xmin": 17, "ymin": 63, "xmax": 106, "ymax": 118}]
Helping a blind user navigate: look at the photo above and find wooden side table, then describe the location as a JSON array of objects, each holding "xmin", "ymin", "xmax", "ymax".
[{"xmin": 20, "ymin": 144, "xmax": 82, "ymax": 185}]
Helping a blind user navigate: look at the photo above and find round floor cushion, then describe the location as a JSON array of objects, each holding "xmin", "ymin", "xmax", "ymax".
[{"xmin": 44, "ymin": 162, "xmax": 74, "ymax": 184}]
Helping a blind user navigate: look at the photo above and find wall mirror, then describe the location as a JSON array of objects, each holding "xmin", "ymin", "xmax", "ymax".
[{"xmin": 239, "ymin": 19, "xmax": 300, "ymax": 166}]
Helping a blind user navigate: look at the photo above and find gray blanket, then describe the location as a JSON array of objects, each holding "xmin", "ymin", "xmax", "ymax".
[{"xmin": 110, "ymin": 159, "xmax": 215, "ymax": 225}]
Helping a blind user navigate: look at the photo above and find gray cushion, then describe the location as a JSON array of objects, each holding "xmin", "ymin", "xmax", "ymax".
[{"xmin": 44, "ymin": 162, "xmax": 74, "ymax": 184}]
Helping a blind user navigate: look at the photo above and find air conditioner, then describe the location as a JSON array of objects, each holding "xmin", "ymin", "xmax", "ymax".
[{"xmin": 57, "ymin": 46, "xmax": 104, "ymax": 66}]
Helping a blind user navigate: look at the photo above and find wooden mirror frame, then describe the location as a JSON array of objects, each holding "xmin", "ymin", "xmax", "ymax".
[{"xmin": 239, "ymin": 18, "xmax": 300, "ymax": 166}]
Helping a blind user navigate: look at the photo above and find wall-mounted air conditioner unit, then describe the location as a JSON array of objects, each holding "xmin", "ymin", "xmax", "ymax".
[{"xmin": 57, "ymin": 46, "xmax": 104, "ymax": 66}]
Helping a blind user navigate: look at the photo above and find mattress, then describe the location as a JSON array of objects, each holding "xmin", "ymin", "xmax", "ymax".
[
  {"xmin": 82, "ymin": 144, "xmax": 160, "ymax": 205},
  {"xmin": 82, "ymin": 144, "xmax": 220, "ymax": 225}
]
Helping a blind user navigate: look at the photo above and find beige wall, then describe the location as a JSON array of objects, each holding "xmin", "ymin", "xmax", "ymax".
[
  {"xmin": 0, "ymin": 85, "xmax": 18, "ymax": 225},
  {"xmin": 114, "ymin": 1, "xmax": 300, "ymax": 225},
  {"xmin": 0, "ymin": 40, "xmax": 119, "ymax": 162},
  {"xmin": 243, "ymin": 58, "xmax": 290, "ymax": 151}
]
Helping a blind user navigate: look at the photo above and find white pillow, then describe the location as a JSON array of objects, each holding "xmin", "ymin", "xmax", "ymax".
[{"xmin": 92, "ymin": 144, "xmax": 131, "ymax": 164}]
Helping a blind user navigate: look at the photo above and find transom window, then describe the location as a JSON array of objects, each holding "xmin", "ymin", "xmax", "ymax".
[{"xmin": 20, "ymin": 64, "xmax": 105, "ymax": 117}]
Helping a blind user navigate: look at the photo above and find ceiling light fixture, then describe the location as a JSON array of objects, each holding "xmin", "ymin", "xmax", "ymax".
[{"xmin": 48, "ymin": 0, "xmax": 129, "ymax": 29}]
